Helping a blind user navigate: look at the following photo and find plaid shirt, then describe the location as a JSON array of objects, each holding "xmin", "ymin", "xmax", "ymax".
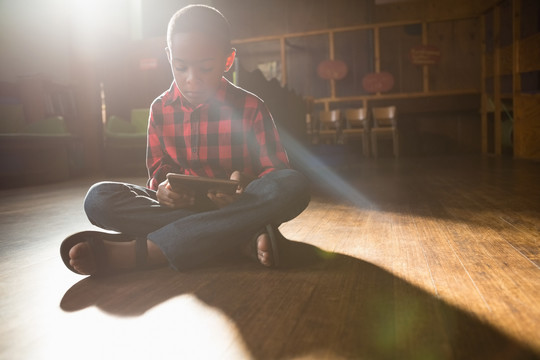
[{"xmin": 146, "ymin": 78, "xmax": 289, "ymax": 190}]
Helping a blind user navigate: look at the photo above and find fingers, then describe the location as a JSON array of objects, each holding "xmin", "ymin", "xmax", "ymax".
[
  {"xmin": 163, "ymin": 193, "xmax": 195, "ymax": 208},
  {"xmin": 230, "ymin": 170, "xmax": 241, "ymax": 182},
  {"xmin": 229, "ymin": 171, "xmax": 243, "ymax": 194},
  {"xmin": 157, "ymin": 179, "xmax": 194, "ymax": 208},
  {"xmin": 207, "ymin": 191, "xmax": 236, "ymax": 208},
  {"xmin": 170, "ymin": 190, "xmax": 195, "ymax": 208},
  {"xmin": 159, "ymin": 194, "xmax": 192, "ymax": 208},
  {"xmin": 230, "ymin": 171, "xmax": 256, "ymax": 194}
]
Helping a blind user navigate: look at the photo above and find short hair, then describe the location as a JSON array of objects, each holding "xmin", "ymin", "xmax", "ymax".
[{"xmin": 167, "ymin": 4, "xmax": 231, "ymax": 52}]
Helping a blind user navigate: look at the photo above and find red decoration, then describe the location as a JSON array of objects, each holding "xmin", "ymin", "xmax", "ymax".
[
  {"xmin": 409, "ymin": 45, "xmax": 441, "ymax": 65},
  {"xmin": 317, "ymin": 60, "xmax": 348, "ymax": 80},
  {"xmin": 362, "ymin": 72, "xmax": 395, "ymax": 93}
]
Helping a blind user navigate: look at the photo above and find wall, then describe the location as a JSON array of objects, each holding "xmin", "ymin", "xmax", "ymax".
[
  {"xmin": 218, "ymin": 0, "xmax": 372, "ymax": 39},
  {"xmin": 0, "ymin": 0, "xmax": 134, "ymax": 84},
  {"xmin": 0, "ymin": 0, "xmax": 136, "ymax": 172},
  {"xmin": 0, "ymin": 0, "xmax": 71, "ymax": 84},
  {"xmin": 374, "ymin": 0, "xmax": 499, "ymax": 23}
]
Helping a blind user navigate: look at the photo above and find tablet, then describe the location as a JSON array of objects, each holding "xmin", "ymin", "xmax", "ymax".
[{"xmin": 166, "ymin": 173, "xmax": 239, "ymax": 196}]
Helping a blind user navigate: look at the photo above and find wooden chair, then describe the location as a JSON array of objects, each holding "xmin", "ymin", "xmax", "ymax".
[
  {"xmin": 318, "ymin": 109, "xmax": 341, "ymax": 144},
  {"xmin": 371, "ymin": 106, "xmax": 399, "ymax": 158},
  {"xmin": 343, "ymin": 108, "xmax": 370, "ymax": 157}
]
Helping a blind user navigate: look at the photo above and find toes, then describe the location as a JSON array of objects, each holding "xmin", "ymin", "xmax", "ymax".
[
  {"xmin": 70, "ymin": 258, "xmax": 91, "ymax": 275},
  {"xmin": 69, "ymin": 242, "xmax": 89, "ymax": 259},
  {"xmin": 256, "ymin": 233, "xmax": 272, "ymax": 252},
  {"xmin": 258, "ymin": 252, "xmax": 272, "ymax": 266},
  {"xmin": 68, "ymin": 242, "xmax": 96, "ymax": 275},
  {"xmin": 242, "ymin": 232, "xmax": 275, "ymax": 267},
  {"xmin": 257, "ymin": 234, "xmax": 273, "ymax": 267}
]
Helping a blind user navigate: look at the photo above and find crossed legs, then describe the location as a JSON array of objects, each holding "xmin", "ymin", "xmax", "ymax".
[{"xmin": 65, "ymin": 169, "xmax": 310, "ymax": 274}]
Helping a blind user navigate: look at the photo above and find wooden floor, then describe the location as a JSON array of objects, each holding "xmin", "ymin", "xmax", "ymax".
[{"xmin": 1, "ymin": 156, "xmax": 539, "ymax": 359}]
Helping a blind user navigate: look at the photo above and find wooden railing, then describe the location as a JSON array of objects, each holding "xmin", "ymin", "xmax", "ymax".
[{"xmin": 232, "ymin": 15, "xmax": 481, "ymax": 112}]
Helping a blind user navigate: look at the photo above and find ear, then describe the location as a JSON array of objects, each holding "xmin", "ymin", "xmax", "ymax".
[
  {"xmin": 224, "ymin": 48, "xmax": 236, "ymax": 72},
  {"xmin": 165, "ymin": 47, "xmax": 172, "ymax": 64}
]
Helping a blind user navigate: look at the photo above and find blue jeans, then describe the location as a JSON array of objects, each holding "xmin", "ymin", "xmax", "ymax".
[{"xmin": 83, "ymin": 169, "xmax": 310, "ymax": 270}]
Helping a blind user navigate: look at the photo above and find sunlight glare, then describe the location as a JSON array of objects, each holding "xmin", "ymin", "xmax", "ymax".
[{"xmin": 280, "ymin": 130, "xmax": 374, "ymax": 210}]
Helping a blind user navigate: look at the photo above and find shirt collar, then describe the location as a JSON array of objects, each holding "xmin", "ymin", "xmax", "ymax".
[
  {"xmin": 211, "ymin": 77, "xmax": 229, "ymax": 105},
  {"xmin": 163, "ymin": 81, "xmax": 182, "ymax": 107},
  {"xmin": 163, "ymin": 78, "xmax": 231, "ymax": 109}
]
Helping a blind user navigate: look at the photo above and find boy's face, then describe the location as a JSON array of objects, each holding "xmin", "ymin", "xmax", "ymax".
[{"xmin": 166, "ymin": 32, "xmax": 234, "ymax": 107}]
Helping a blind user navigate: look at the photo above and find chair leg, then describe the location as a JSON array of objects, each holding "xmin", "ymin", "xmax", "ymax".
[
  {"xmin": 371, "ymin": 133, "xmax": 377, "ymax": 158},
  {"xmin": 363, "ymin": 133, "xmax": 369, "ymax": 157},
  {"xmin": 393, "ymin": 131, "xmax": 399, "ymax": 158}
]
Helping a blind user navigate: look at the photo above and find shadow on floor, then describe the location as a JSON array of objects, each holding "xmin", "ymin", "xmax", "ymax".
[{"xmin": 60, "ymin": 241, "xmax": 539, "ymax": 360}]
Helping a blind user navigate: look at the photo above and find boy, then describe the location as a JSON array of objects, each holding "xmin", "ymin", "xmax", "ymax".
[{"xmin": 60, "ymin": 4, "xmax": 310, "ymax": 275}]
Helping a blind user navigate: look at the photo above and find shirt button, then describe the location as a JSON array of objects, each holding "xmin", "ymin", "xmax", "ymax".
[{"xmin": 192, "ymin": 148, "xmax": 198, "ymax": 155}]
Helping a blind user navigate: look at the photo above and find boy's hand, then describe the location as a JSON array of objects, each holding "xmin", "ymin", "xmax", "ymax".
[
  {"xmin": 157, "ymin": 179, "xmax": 195, "ymax": 209},
  {"xmin": 207, "ymin": 171, "xmax": 255, "ymax": 208},
  {"xmin": 231, "ymin": 170, "xmax": 256, "ymax": 193},
  {"xmin": 206, "ymin": 191, "xmax": 236, "ymax": 209}
]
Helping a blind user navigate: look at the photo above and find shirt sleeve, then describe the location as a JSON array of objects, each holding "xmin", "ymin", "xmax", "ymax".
[
  {"xmin": 252, "ymin": 102, "xmax": 290, "ymax": 177},
  {"xmin": 146, "ymin": 101, "xmax": 182, "ymax": 190}
]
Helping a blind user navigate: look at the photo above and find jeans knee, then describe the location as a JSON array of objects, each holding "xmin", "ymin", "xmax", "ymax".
[
  {"xmin": 83, "ymin": 182, "xmax": 119, "ymax": 225},
  {"xmin": 265, "ymin": 169, "xmax": 311, "ymax": 213},
  {"xmin": 277, "ymin": 169, "xmax": 310, "ymax": 199}
]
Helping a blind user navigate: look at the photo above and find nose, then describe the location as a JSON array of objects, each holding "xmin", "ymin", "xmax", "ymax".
[{"xmin": 185, "ymin": 68, "xmax": 201, "ymax": 86}]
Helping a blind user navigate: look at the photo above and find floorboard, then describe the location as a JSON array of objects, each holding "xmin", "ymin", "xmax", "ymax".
[{"xmin": 1, "ymin": 156, "xmax": 539, "ymax": 359}]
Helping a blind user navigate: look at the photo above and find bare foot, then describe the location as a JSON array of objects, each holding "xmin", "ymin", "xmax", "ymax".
[
  {"xmin": 69, "ymin": 239, "xmax": 167, "ymax": 275},
  {"xmin": 69, "ymin": 242, "xmax": 96, "ymax": 275},
  {"xmin": 243, "ymin": 232, "xmax": 274, "ymax": 267},
  {"xmin": 69, "ymin": 240, "xmax": 136, "ymax": 275}
]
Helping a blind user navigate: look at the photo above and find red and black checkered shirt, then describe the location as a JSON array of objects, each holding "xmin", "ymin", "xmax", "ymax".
[{"xmin": 146, "ymin": 78, "xmax": 290, "ymax": 190}]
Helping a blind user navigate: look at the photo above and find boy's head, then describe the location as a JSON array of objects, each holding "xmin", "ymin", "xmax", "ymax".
[
  {"xmin": 167, "ymin": 4, "xmax": 231, "ymax": 53},
  {"xmin": 166, "ymin": 5, "xmax": 236, "ymax": 107}
]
